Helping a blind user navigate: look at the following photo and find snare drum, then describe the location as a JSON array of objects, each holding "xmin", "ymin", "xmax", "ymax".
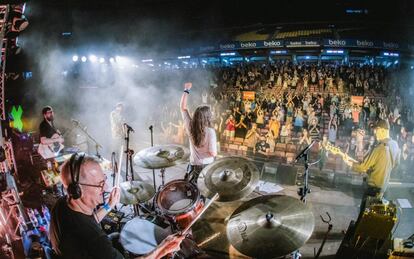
[{"xmin": 156, "ymin": 180, "xmax": 204, "ymax": 230}]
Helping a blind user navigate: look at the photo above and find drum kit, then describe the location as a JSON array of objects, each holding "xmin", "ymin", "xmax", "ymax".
[{"xmin": 115, "ymin": 144, "xmax": 315, "ymax": 258}]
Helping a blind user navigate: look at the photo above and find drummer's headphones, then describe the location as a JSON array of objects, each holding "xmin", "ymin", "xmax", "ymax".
[{"xmin": 67, "ymin": 153, "xmax": 85, "ymax": 200}]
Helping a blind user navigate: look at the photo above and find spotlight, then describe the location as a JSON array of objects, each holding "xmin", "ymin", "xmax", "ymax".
[
  {"xmin": 81, "ymin": 56, "xmax": 87, "ymax": 62},
  {"xmin": 109, "ymin": 57, "xmax": 115, "ymax": 63},
  {"xmin": 115, "ymin": 56, "xmax": 122, "ymax": 63},
  {"xmin": 99, "ymin": 57, "xmax": 105, "ymax": 63},
  {"xmin": 89, "ymin": 55, "xmax": 97, "ymax": 63},
  {"xmin": 72, "ymin": 55, "xmax": 79, "ymax": 62}
]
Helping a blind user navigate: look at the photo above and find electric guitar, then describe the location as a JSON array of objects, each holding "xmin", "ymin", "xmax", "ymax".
[
  {"xmin": 37, "ymin": 133, "xmax": 65, "ymax": 159},
  {"xmin": 323, "ymin": 142, "xmax": 359, "ymax": 164}
]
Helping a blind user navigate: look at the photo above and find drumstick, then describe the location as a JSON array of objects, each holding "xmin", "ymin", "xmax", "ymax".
[
  {"xmin": 115, "ymin": 145, "xmax": 123, "ymax": 188},
  {"xmin": 180, "ymin": 193, "xmax": 220, "ymax": 235}
]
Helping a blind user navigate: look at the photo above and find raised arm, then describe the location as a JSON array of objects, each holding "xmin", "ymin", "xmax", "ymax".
[{"xmin": 180, "ymin": 82, "xmax": 192, "ymax": 111}]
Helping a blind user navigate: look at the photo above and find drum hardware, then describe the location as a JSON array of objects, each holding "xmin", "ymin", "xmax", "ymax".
[{"xmin": 197, "ymin": 156, "xmax": 260, "ymax": 202}]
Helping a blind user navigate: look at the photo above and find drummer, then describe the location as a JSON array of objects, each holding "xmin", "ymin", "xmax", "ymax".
[
  {"xmin": 180, "ymin": 82, "xmax": 217, "ymax": 183},
  {"xmin": 49, "ymin": 154, "xmax": 184, "ymax": 258}
]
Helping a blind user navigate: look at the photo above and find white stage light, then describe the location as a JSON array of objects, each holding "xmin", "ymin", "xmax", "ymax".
[
  {"xmin": 99, "ymin": 57, "xmax": 105, "ymax": 63},
  {"xmin": 109, "ymin": 57, "xmax": 115, "ymax": 63},
  {"xmin": 89, "ymin": 55, "xmax": 97, "ymax": 63},
  {"xmin": 72, "ymin": 55, "xmax": 79, "ymax": 62},
  {"xmin": 81, "ymin": 56, "xmax": 87, "ymax": 62}
]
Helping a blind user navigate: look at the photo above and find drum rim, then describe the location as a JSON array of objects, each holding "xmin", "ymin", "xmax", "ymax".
[{"xmin": 156, "ymin": 179, "xmax": 201, "ymax": 215}]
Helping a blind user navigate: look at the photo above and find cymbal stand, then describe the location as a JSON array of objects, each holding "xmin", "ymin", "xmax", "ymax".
[
  {"xmin": 149, "ymin": 125, "xmax": 156, "ymax": 190},
  {"xmin": 124, "ymin": 127, "xmax": 134, "ymax": 182},
  {"xmin": 159, "ymin": 168, "xmax": 166, "ymax": 188}
]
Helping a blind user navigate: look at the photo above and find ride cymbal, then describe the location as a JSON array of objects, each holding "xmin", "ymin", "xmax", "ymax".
[{"xmin": 226, "ymin": 195, "xmax": 315, "ymax": 258}]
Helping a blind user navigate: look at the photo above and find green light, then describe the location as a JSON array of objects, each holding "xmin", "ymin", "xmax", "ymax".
[{"xmin": 11, "ymin": 105, "xmax": 23, "ymax": 131}]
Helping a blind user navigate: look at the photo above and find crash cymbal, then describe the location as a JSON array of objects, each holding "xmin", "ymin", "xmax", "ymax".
[
  {"xmin": 119, "ymin": 181, "xmax": 155, "ymax": 204},
  {"xmin": 226, "ymin": 195, "xmax": 315, "ymax": 258},
  {"xmin": 197, "ymin": 157, "xmax": 260, "ymax": 202},
  {"xmin": 133, "ymin": 144, "xmax": 190, "ymax": 169}
]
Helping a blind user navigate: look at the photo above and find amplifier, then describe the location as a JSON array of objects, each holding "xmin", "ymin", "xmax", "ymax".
[{"xmin": 351, "ymin": 198, "xmax": 397, "ymax": 248}]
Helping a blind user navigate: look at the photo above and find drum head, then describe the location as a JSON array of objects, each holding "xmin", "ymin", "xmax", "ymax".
[
  {"xmin": 120, "ymin": 217, "xmax": 171, "ymax": 255},
  {"xmin": 157, "ymin": 180, "xmax": 200, "ymax": 215}
]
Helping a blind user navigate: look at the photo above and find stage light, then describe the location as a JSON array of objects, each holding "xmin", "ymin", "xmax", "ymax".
[
  {"xmin": 89, "ymin": 55, "xmax": 97, "ymax": 63},
  {"xmin": 115, "ymin": 56, "xmax": 122, "ymax": 63},
  {"xmin": 81, "ymin": 56, "xmax": 87, "ymax": 62},
  {"xmin": 99, "ymin": 57, "xmax": 105, "ymax": 63},
  {"xmin": 72, "ymin": 55, "xmax": 79, "ymax": 62},
  {"xmin": 109, "ymin": 57, "xmax": 115, "ymax": 63}
]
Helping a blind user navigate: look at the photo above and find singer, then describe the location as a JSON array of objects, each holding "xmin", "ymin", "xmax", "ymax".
[{"xmin": 109, "ymin": 102, "xmax": 126, "ymax": 154}]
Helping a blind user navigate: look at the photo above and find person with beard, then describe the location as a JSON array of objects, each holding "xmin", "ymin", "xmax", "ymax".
[
  {"xmin": 49, "ymin": 154, "xmax": 184, "ymax": 258},
  {"xmin": 38, "ymin": 106, "xmax": 65, "ymax": 159}
]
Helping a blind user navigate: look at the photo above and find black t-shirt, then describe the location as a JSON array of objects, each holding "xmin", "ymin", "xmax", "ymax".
[
  {"xmin": 39, "ymin": 120, "xmax": 58, "ymax": 139},
  {"xmin": 49, "ymin": 197, "xmax": 124, "ymax": 259},
  {"xmin": 255, "ymin": 141, "xmax": 269, "ymax": 152}
]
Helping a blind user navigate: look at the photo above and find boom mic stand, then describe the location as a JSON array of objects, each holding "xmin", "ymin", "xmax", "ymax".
[{"xmin": 72, "ymin": 120, "xmax": 103, "ymax": 158}]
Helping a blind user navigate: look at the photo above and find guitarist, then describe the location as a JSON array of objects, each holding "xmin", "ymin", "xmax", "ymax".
[
  {"xmin": 39, "ymin": 106, "xmax": 64, "ymax": 158},
  {"xmin": 343, "ymin": 119, "xmax": 400, "ymax": 215}
]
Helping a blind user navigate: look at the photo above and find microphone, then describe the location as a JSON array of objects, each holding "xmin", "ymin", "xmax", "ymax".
[
  {"xmin": 294, "ymin": 140, "xmax": 318, "ymax": 163},
  {"xmin": 149, "ymin": 125, "xmax": 153, "ymax": 131},
  {"xmin": 124, "ymin": 123, "xmax": 134, "ymax": 132}
]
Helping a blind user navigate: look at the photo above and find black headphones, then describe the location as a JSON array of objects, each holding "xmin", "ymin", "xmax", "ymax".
[{"xmin": 67, "ymin": 153, "xmax": 85, "ymax": 200}]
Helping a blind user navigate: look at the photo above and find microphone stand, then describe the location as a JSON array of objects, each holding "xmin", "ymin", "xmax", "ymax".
[
  {"xmin": 149, "ymin": 125, "xmax": 157, "ymax": 211},
  {"xmin": 149, "ymin": 125, "xmax": 156, "ymax": 190},
  {"xmin": 73, "ymin": 121, "xmax": 102, "ymax": 158},
  {"xmin": 294, "ymin": 140, "xmax": 317, "ymax": 204}
]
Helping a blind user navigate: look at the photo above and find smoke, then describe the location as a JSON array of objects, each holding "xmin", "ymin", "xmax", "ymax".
[{"xmin": 17, "ymin": 2, "xmax": 215, "ymax": 158}]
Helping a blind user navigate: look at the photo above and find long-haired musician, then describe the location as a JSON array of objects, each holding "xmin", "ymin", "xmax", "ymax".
[{"xmin": 180, "ymin": 83, "xmax": 217, "ymax": 183}]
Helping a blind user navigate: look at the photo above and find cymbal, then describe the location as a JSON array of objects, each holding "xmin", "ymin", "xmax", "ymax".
[
  {"xmin": 119, "ymin": 181, "xmax": 155, "ymax": 204},
  {"xmin": 133, "ymin": 144, "xmax": 190, "ymax": 169},
  {"xmin": 226, "ymin": 195, "xmax": 315, "ymax": 258},
  {"xmin": 197, "ymin": 157, "xmax": 260, "ymax": 202}
]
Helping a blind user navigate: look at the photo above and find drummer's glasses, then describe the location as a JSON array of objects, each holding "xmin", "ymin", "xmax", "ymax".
[{"xmin": 79, "ymin": 178, "xmax": 106, "ymax": 191}]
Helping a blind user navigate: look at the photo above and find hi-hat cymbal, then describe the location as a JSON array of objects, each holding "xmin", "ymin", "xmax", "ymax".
[
  {"xmin": 133, "ymin": 144, "xmax": 190, "ymax": 169},
  {"xmin": 119, "ymin": 181, "xmax": 155, "ymax": 204},
  {"xmin": 226, "ymin": 195, "xmax": 315, "ymax": 258},
  {"xmin": 197, "ymin": 157, "xmax": 260, "ymax": 202}
]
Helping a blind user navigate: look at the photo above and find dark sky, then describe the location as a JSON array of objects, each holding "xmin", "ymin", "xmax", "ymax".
[{"xmin": 22, "ymin": 0, "xmax": 414, "ymax": 45}]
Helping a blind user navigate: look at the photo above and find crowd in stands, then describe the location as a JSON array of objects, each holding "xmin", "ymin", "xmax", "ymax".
[{"xmin": 157, "ymin": 61, "xmax": 414, "ymax": 180}]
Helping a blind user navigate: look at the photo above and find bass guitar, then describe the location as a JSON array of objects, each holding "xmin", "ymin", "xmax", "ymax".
[{"xmin": 322, "ymin": 142, "xmax": 359, "ymax": 163}]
